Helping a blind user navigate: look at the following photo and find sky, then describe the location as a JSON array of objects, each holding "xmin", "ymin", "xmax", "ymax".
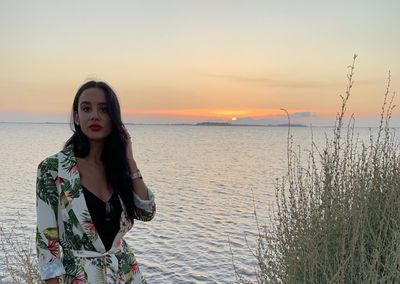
[{"xmin": 0, "ymin": 0, "xmax": 399, "ymax": 126}]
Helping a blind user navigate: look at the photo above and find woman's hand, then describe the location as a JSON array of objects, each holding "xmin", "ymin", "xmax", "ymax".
[
  {"xmin": 45, "ymin": 278, "xmax": 60, "ymax": 284},
  {"xmin": 121, "ymin": 125, "xmax": 138, "ymax": 170},
  {"xmin": 121, "ymin": 125, "xmax": 148, "ymax": 199}
]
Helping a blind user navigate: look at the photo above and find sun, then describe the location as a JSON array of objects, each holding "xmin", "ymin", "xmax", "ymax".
[{"xmin": 231, "ymin": 117, "xmax": 237, "ymax": 121}]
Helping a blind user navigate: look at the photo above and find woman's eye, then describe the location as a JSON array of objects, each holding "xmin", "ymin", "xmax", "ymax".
[
  {"xmin": 82, "ymin": 106, "xmax": 90, "ymax": 112},
  {"xmin": 100, "ymin": 107, "xmax": 108, "ymax": 113}
]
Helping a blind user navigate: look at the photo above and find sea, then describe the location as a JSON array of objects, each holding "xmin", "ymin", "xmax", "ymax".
[{"xmin": 0, "ymin": 123, "xmax": 379, "ymax": 283}]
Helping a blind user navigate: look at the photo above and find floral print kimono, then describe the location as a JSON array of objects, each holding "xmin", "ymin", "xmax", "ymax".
[{"xmin": 36, "ymin": 147, "xmax": 156, "ymax": 283}]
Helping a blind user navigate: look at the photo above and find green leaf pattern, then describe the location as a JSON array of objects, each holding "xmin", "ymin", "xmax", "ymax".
[{"xmin": 36, "ymin": 147, "xmax": 155, "ymax": 283}]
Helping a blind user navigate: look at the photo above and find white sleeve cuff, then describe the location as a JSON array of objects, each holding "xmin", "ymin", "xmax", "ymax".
[
  {"xmin": 39, "ymin": 259, "xmax": 65, "ymax": 280},
  {"xmin": 133, "ymin": 185, "xmax": 155, "ymax": 211}
]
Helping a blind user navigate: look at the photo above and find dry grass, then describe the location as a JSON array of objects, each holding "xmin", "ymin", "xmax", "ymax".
[
  {"xmin": 236, "ymin": 55, "xmax": 400, "ymax": 283},
  {"xmin": 0, "ymin": 215, "xmax": 41, "ymax": 284}
]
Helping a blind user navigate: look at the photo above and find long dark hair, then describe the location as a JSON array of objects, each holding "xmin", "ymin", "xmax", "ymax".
[{"xmin": 64, "ymin": 81, "xmax": 136, "ymax": 222}]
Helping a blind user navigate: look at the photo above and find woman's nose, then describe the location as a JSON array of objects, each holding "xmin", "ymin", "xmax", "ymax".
[{"xmin": 90, "ymin": 110, "xmax": 100, "ymax": 120}]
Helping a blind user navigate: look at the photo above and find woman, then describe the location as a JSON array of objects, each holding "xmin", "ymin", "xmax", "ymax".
[{"xmin": 36, "ymin": 81, "xmax": 156, "ymax": 283}]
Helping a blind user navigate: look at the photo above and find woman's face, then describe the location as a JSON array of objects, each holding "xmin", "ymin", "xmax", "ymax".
[{"xmin": 74, "ymin": 87, "xmax": 113, "ymax": 141}]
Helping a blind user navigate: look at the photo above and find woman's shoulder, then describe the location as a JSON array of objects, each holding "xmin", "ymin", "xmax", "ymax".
[{"xmin": 37, "ymin": 147, "xmax": 73, "ymax": 171}]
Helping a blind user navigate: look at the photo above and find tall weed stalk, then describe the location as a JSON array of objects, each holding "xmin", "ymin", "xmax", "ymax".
[
  {"xmin": 0, "ymin": 216, "xmax": 41, "ymax": 284},
  {"xmin": 238, "ymin": 55, "xmax": 400, "ymax": 283}
]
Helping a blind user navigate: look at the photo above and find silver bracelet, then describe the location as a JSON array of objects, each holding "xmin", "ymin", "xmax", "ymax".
[{"xmin": 131, "ymin": 170, "xmax": 143, "ymax": 180}]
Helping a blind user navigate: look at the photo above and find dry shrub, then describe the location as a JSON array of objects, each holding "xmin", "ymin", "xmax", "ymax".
[
  {"xmin": 237, "ymin": 55, "xmax": 400, "ymax": 283},
  {"xmin": 0, "ymin": 215, "xmax": 41, "ymax": 284}
]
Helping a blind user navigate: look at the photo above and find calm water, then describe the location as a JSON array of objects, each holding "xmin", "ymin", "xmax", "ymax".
[{"xmin": 0, "ymin": 123, "xmax": 377, "ymax": 283}]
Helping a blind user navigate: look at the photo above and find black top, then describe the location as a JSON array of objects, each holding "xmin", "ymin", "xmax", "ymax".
[{"xmin": 82, "ymin": 185, "xmax": 122, "ymax": 251}]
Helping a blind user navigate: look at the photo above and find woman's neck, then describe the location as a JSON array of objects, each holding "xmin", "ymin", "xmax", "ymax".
[{"xmin": 86, "ymin": 140, "xmax": 104, "ymax": 164}]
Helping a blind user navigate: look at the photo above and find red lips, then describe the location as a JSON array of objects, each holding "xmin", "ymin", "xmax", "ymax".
[{"xmin": 88, "ymin": 124, "xmax": 103, "ymax": 131}]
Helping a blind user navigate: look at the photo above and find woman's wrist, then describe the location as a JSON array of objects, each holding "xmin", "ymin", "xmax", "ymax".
[{"xmin": 131, "ymin": 169, "xmax": 143, "ymax": 181}]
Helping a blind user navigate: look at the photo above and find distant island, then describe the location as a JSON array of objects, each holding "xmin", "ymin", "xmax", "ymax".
[
  {"xmin": 196, "ymin": 122, "xmax": 307, "ymax": 127},
  {"xmin": 0, "ymin": 121, "xmax": 307, "ymax": 127}
]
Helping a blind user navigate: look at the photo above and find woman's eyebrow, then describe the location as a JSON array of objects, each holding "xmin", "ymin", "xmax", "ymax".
[{"xmin": 80, "ymin": 101, "xmax": 107, "ymax": 105}]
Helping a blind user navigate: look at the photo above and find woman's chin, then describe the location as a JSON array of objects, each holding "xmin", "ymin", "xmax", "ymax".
[
  {"xmin": 84, "ymin": 130, "xmax": 112, "ymax": 142},
  {"xmin": 87, "ymin": 134, "xmax": 108, "ymax": 142}
]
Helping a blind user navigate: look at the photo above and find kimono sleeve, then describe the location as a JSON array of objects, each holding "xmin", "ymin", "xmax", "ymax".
[
  {"xmin": 133, "ymin": 184, "xmax": 156, "ymax": 221},
  {"xmin": 36, "ymin": 159, "xmax": 66, "ymax": 280}
]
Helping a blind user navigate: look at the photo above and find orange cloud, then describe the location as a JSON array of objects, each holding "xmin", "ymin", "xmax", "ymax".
[{"xmin": 122, "ymin": 108, "xmax": 308, "ymax": 120}]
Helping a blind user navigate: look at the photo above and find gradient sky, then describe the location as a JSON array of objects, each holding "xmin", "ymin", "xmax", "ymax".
[{"xmin": 1, "ymin": 0, "xmax": 399, "ymax": 126}]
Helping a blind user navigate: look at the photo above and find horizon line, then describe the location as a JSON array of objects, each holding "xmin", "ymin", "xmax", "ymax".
[{"xmin": 1, "ymin": 121, "xmax": 397, "ymax": 128}]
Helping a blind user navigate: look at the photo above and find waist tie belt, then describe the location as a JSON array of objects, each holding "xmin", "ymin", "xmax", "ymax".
[
  {"xmin": 70, "ymin": 247, "xmax": 123, "ymax": 282},
  {"xmin": 71, "ymin": 249, "xmax": 121, "ymax": 258}
]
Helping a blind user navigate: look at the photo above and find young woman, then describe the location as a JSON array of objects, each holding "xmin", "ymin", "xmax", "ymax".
[{"xmin": 36, "ymin": 81, "xmax": 156, "ymax": 283}]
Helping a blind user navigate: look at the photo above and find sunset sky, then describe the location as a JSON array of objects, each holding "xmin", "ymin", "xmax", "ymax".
[{"xmin": 1, "ymin": 0, "xmax": 399, "ymax": 126}]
